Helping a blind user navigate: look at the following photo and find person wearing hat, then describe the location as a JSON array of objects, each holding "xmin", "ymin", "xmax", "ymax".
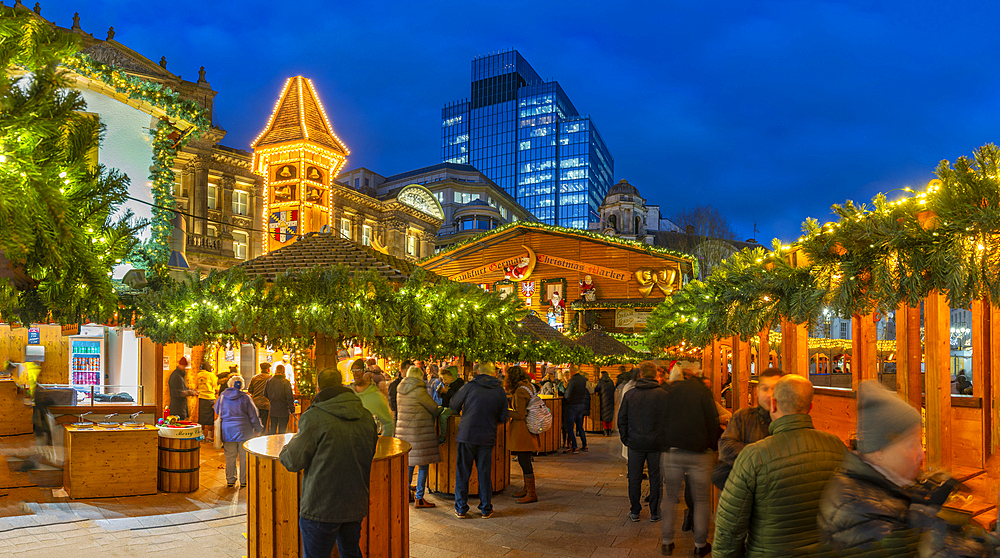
[
  {"xmin": 195, "ymin": 362, "xmax": 218, "ymax": 442},
  {"xmin": 819, "ymin": 380, "xmax": 996, "ymax": 557},
  {"xmin": 168, "ymin": 357, "xmax": 197, "ymax": 420},
  {"xmin": 349, "ymin": 359, "xmax": 394, "ymax": 438}
]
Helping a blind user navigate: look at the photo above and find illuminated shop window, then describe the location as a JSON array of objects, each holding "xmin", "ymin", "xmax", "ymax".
[{"xmin": 362, "ymin": 225, "xmax": 372, "ymax": 246}]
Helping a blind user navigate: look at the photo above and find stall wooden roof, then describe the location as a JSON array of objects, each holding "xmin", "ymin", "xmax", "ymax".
[
  {"xmin": 574, "ymin": 328, "xmax": 637, "ymax": 357},
  {"xmin": 515, "ymin": 314, "xmax": 577, "ymax": 347},
  {"xmin": 237, "ymin": 231, "xmax": 434, "ymax": 282}
]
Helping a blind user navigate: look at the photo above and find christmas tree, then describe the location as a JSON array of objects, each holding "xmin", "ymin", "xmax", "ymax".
[{"xmin": 0, "ymin": 7, "xmax": 144, "ymax": 325}]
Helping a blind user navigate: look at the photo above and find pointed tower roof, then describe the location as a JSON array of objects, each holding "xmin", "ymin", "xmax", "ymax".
[{"xmin": 251, "ymin": 76, "xmax": 349, "ymax": 155}]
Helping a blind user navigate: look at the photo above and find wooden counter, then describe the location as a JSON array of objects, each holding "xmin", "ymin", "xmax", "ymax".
[
  {"xmin": 537, "ymin": 395, "xmax": 563, "ymax": 453},
  {"xmin": 245, "ymin": 434, "xmax": 411, "ymax": 558},
  {"xmin": 63, "ymin": 424, "xmax": 158, "ymax": 498},
  {"xmin": 0, "ymin": 379, "xmax": 32, "ymax": 436},
  {"xmin": 426, "ymin": 414, "xmax": 510, "ymax": 495}
]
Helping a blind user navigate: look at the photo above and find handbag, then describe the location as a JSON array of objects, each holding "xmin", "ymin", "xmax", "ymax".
[{"xmin": 213, "ymin": 417, "xmax": 222, "ymax": 449}]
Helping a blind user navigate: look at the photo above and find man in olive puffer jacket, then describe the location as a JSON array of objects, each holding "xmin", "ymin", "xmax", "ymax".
[{"xmin": 713, "ymin": 374, "xmax": 846, "ymax": 558}]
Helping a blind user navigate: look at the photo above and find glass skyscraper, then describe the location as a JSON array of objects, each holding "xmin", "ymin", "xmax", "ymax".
[{"xmin": 442, "ymin": 50, "xmax": 613, "ymax": 229}]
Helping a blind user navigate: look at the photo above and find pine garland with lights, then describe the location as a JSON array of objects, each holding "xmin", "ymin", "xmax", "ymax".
[
  {"xmin": 62, "ymin": 54, "xmax": 210, "ymax": 269},
  {"xmin": 644, "ymin": 143, "xmax": 1000, "ymax": 354}
]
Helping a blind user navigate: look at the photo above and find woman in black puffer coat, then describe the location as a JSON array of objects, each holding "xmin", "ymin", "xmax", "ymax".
[{"xmin": 594, "ymin": 371, "xmax": 615, "ymax": 436}]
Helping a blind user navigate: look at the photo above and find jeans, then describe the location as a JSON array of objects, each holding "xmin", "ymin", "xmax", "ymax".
[
  {"xmin": 267, "ymin": 415, "xmax": 289, "ymax": 435},
  {"xmin": 627, "ymin": 448, "xmax": 662, "ymax": 516},
  {"xmin": 661, "ymin": 448, "xmax": 712, "ymax": 547},
  {"xmin": 563, "ymin": 403, "xmax": 588, "ymax": 449},
  {"xmin": 455, "ymin": 442, "xmax": 494, "ymax": 515},
  {"xmin": 299, "ymin": 517, "xmax": 362, "ymax": 558},
  {"xmin": 409, "ymin": 464, "xmax": 428, "ymax": 499},
  {"xmin": 222, "ymin": 441, "xmax": 247, "ymax": 485}
]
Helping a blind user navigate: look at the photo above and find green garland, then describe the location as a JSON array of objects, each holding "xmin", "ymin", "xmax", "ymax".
[
  {"xmin": 569, "ymin": 300, "xmax": 662, "ymax": 310},
  {"xmin": 644, "ymin": 143, "xmax": 1000, "ymax": 354},
  {"xmin": 63, "ymin": 53, "xmax": 211, "ymax": 268},
  {"xmin": 420, "ymin": 220, "xmax": 699, "ymax": 277}
]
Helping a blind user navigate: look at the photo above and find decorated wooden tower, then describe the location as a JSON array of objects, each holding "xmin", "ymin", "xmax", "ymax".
[{"xmin": 251, "ymin": 76, "xmax": 349, "ymax": 254}]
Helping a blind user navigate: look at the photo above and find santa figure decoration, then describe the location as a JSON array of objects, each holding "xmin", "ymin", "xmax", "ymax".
[
  {"xmin": 547, "ymin": 291, "xmax": 566, "ymax": 329},
  {"xmin": 580, "ymin": 275, "xmax": 597, "ymax": 302},
  {"xmin": 505, "ymin": 256, "xmax": 532, "ymax": 280}
]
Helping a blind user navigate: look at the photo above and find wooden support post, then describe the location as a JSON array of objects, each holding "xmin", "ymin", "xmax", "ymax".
[
  {"xmin": 851, "ymin": 314, "xmax": 878, "ymax": 391},
  {"xmin": 154, "ymin": 343, "xmax": 164, "ymax": 416},
  {"xmin": 759, "ymin": 329, "xmax": 770, "ymax": 372},
  {"xmin": 703, "ymin": 342, "xmax": 718, "ymax": 399},
  {"xmin": 987, "ymin": 301, "xmax": 1000, "ymax": 457},
  {"xmin": 971, "ymin": 299, "xmax": 993, "ymax": 465},
  {"xmin": 781, "ymin": 319, "xmax": 810, "ymax": 377},
  {"xmin": 732, "ymin": 336, "xmax": 751, "ymax": 411},
  {"xmin": 895, "ymin": 303, "xmax": 923, "ymax": 409},
  {"xmin": 924, "ymin": 290, "xmax": 952, "ymax": 469}
]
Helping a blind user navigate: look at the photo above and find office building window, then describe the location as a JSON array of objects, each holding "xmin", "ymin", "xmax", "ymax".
[
  {"xmin": 173, "ymin": 180, "xmax": 187, "ymax": 197},
  {"xmin": 454, "ymin": 191, "xmax": 477, "ymax": 204},
  {"xmin": 232, "ymin": 230, "xmax": 248, "ymax": 260},
  {"xmin": 364, "ymin": 178, "xmax": 370, "ymax": 187},
  {"xmin": 340, "ymin": 218, "xmax": 351, "ymax": 240},
  {"xmin": 362, "ymin": 224, "xmax": 372, "ymax": 246},
  {"xmin": 840, "ymin": 322, "xmax": 848, "ymax": 339},
  {"xmin": 207, "ymin": 182, "xmax": 218, "ymax": 210},
  {"xmin": 354, "ymin": 178, "xmax": 360, "ymax": 187},
  {"xmin": 232, "ymin": 190, "xmax": 249, "ymax": 216}
]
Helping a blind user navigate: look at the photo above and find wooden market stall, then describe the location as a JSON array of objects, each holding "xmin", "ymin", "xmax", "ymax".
[
  {"xmin": 419, "ymin": 222, "xmax": 696, "ymax": 337},
  {"xmin": 245, "ymin": 434, "xmax": 411, "ymax": 558},
  {"xmin": 0, "ymin": 379, "xmax": 32, "ymax": 436},
  {"xmin": 574, "ymin": 328, "xmax": 637, "ymax": 433},
  {"xmin": 63, "ymin": 423, "xmax": 158, "ymax": 499}
]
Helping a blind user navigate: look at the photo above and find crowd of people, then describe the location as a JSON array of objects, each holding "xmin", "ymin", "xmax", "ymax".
[
  {"xmin": 170, "ymin": 353, "xmax": 1000, "ymax": 558},
  {"xmin": 617, "ymin": 361, "xmax": 1000, "ymax": 557}
]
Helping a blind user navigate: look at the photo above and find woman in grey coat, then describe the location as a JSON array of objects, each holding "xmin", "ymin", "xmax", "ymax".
[{"xmin": 395, "ymin": 366, "xmax": 441, "ymax": 509}]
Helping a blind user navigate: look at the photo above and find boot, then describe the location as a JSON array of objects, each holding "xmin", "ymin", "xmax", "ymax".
[
  {"xmin": 512, "ymin": 475, "xmax": 527, "ymax": 499},
  {"xmin": 516, "ymin": 474, "xmax": 537, "ymax": 503}
]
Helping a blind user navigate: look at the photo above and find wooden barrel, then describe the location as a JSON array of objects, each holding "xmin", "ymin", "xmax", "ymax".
[
  {"xmin": 537, "ymin": 395, "xmax": 563, "ymax": 453},
  {"xmin": 246, "ymin": 434, "xmax": 411, "ymax": 558},
  {"xmin": 157, "ymin": 436, "xmax": 200, "ymax": 492},
  {"xmin": 426, "ymin": 415, "xmax": 510, "ymax": 495}
]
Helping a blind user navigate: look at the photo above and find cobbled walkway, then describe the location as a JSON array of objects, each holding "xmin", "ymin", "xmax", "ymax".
[{"xmin": 0, "ymin": 434, "xmax": 715, "ymax": 557}]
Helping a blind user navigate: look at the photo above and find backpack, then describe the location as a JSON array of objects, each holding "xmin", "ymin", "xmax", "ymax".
[{"xmin": 520, "ymin": 385, "xmax": 552, "ymax": 434}]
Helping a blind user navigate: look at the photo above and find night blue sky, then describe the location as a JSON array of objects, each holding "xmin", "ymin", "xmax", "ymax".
[{"xmin": 38, "ymin": 0, "xmax": 1000, "ymax": 244}]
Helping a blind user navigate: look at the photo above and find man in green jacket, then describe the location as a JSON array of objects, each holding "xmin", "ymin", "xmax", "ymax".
[
  {"xmin": 279, "ymin": 367, "xmax": 378, "ymax": 558},
  {"xmin": 350, "ymin": 359, "xmax": 395, "ymax": 437},
  {"xmin": 714, "ymin": 374, "xmax": 846, "ymax": 558}
]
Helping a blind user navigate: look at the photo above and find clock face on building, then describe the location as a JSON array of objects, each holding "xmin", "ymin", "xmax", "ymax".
[
  {"xmin": 275, "ymin": 164, "xmax": 297, "ymax": 181},
  {"xmin": 305, "ymin": 166, "xmax": 324, "ymax": 183}
]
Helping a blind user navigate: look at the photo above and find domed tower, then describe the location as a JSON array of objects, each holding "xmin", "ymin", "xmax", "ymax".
[
  {"xmin": 252, "ymin": 76, "xmax": 349, "ymax": 254},
  {"xmin": 599, "ymin": 179, "xmax": 650, "ymax": 241}
]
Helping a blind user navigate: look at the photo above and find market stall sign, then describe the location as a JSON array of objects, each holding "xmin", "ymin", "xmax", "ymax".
[
  {"xmin": 28, "ymin": 327, "xmax": 40, "ymax": 345},
  {"xmin": 615, "ymin": 308, "xmax": 651, "ymax": 328},
  {"xmin": 450, "ymin": 248, "xmax": 629, "ymax": 283}
]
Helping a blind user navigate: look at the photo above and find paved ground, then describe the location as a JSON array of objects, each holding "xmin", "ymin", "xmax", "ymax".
[{"xmin": 0, "ymin": 433, "xmax": 714, "ymax": 557}]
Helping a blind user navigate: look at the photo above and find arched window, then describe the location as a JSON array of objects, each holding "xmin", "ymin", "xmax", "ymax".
[
  {"xmin": 635, "ymin": 216, "xmax": 642, "ymax": 234},
  {"xmin": 607, "ymin": 214, "xmax": 617, "ymax": 230}
]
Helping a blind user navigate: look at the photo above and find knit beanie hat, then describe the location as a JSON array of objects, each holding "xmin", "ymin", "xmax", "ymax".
[{"xmin": 857, "ymin": 379, "xmax": 921, "ymax": 454}]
